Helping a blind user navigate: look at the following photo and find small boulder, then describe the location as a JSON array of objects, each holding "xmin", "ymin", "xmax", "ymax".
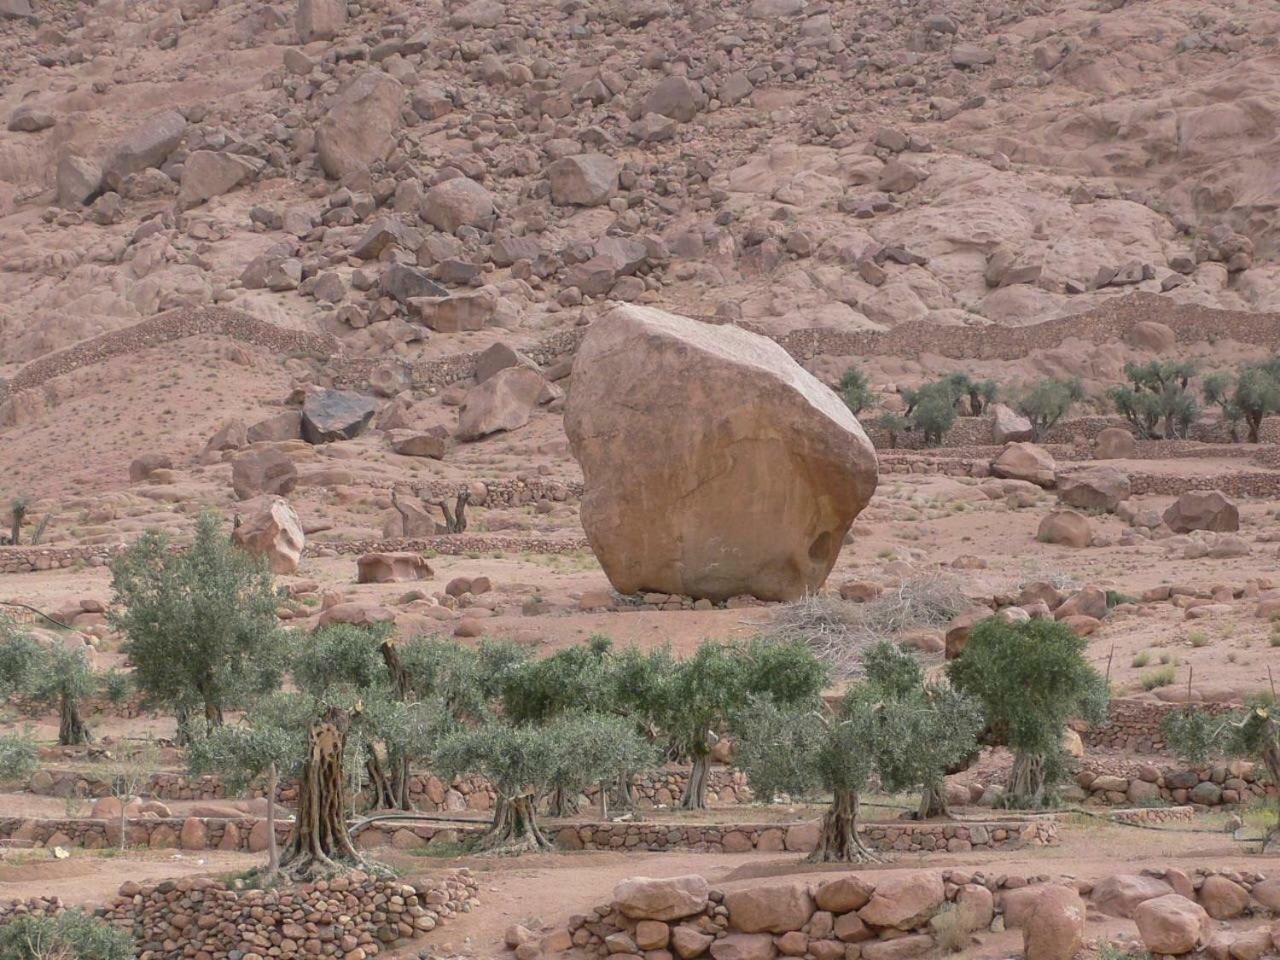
[
  {"xmin": 302, "ymin": 390, "xmax": 379, "ymax": 443},
  {"xmin": 315, "ymin": 70, "xmax": 404, "ymax": 180},
  {"xmin": 548, "ymin": 153, "xmax": 619, "ymax": 206},
  {"xmin": 1056, "ymin": 467, "xmax": 1130, "ymax": 512},
  {"xmin": 232, "ymin": 497, "xmax": 305, "ymax": 574},
  {"xmin": 177, "ymin": 150, "xmax": 261, "ymax": 209},
  {"xmin": 1023, "ymin": 885, "xmax": 1085, "ymax": 960},
  {"xmin": 1094, "ymin": 427, "xmax": 1137, "ymax": 459},
  {"xmin": 1133, "ymin": 894, "xmax": 1209, "ymax": 955},
  {"xmin": 724, "ymin": 881, "xmax": 814, "ymax": 934},
  {"xmin": 456, "ymin": 366, "xmax": 547, "ymax": 441},
  {"xmin": 231, "ymin": 449, "xmax": 298, "ymax": 500},
  {"xmin": 102, "ymin": 110, "xmax": 187, "ymax": 190},
  {"xmin": 991, "ymin": 403, "xmax": 1034, "ymax": 443},
  {"xmin": 1163, "ymin": 490, "xmax": 1239, "ymax": 533},
  {"xmin": 859, "ymin": 872, "xmax": 944, "ymax": 930},
  {"xmin": 614, "ymin": 875, "xmax": 709, "ymax": 921},
  {"xmin": 991, "ymin": 442, "xmax": 1056, "ymax": 488},
  {"xmin": 1198, "ymin": 876, "xmax": 1249, "ymax": 920},
  {"xmin": 422, "ymin": 176, "xmax": 494, "ymax": 233},
  {"xmin": 356, "ymin": 552, "xmax": 433, "ymax": 584},
  {"xmin": 1038, "ymin": 510, "xmax": 1092, "ymax": 548},
  {"xmin": 296, "ymin": 0, "xmax": 346, "ymax": 40},
  {"xmin": 1091, "ymin": 874, "xmax": 1174, "ymax": 918}
]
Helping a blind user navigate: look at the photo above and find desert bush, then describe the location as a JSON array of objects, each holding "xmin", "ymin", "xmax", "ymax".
[
  {"xmin": 0, "ymin": 911, "xmax": 135, "ymax": 960},
  {"xmin": 1203, "ymin": 361, "xmax": 1280, "ymax": 443},
  {"xmin": 838, "ymin": 365, "xmax": 876, "ymax": 415},
  {"xmin": 0, "ymin": 732, "xmax": 37, "ymax": 784},
  {"xmin": 1140, "ymin": 666, "xmax": 1176, "ymax": 691},
  {"xmin": 872, "ymin": 411, "xmax": 910, "ymax": 447},
  {"xmin": 1016, "ymin": 378, "xmax": 1083, "ymax": 441},
  {"xmin": 911, "ymin": 392, "xmax": 956, "ymax": 445},
  {"xmin": 1108, "ymin": 361, "xmax": 1198, "ymax": 439},
  {"xmin": 0, "ymin": 618, "xmax": 97, "ymax": 746}
]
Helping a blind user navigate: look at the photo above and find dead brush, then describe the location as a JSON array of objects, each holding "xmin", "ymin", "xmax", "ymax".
[{"xmin": 762, "ymin": 571, "xmax": 968, "ymax": 677}]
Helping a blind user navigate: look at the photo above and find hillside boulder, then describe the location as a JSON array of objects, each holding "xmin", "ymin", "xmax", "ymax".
[
  {"xmin": 231, "ymin": 449, "xmax": 298, "ymax": 500},
  {"xmin": 1094, "ymin": 427, "xmax": 1137, "ymax": 459},
  {"xmin": 615, "ymin": 875, "xmax": 709, "ymax": 921},
  {"xmin": 1056, "ymin": 467, "xmax": 1130, "ymax": 512},
  {"xmin": 232, "ymin": 497, "xmax": 304, "ymax": 574},
  {"xmin": 302, "ymin": 390, "xmax": 379, "ymax": 443},
  {"xmin": 456, "ymin": 366, "xmax": 548, "ymax": 441},
  {"xmin": 296, "ymin": 0, "xmax": 346, "ymax": 40},
  {"xmin": 1037, "ymin": 510, "xmax": 1092, "ymax": 548},
  {"xmin": 178, "ymin": 150, "xmax": 261, "ymax": 209},
  {"xmin": 1163, "ymin": 490, "xmax": 1239, "ymax": 533},
  {"xmin": 1023, "ymin": 886, "xmax": 1085, "ymax": 960},
  {"xmin": 102, "ymin": 110, "xmax": 187, "ymax": 190},
  {"xmin": 991, "ymin": 403, "xmax": 1033, "ymax": 443},
  {"xmin": 548, "ymin": 153, "xmax": 618, "ymax": 206},
  {"xmin": 315, "ymin": 70, "xmax": 404, "ymax": 179},
  {"xmin": 422, "ymin": 176, "xmax": 494, "ymax": 233},
  {"xmin": 991, "ymin": 442, "xmax": 1056, "ymax": 487},
  {"xmin": 1133, "ymin": 894, "xmax": 1209, "ymax": 955},
  {"xmin": 565, "ymin": 304, "xmax": 877, "ymax": 602},
  {"xmin": 357, "ymin": 552, "xmax": 433, "ymax": 583}
]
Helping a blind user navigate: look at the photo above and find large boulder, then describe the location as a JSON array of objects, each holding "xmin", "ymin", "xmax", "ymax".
[
  {"xmin": 1023, "ymin": 886, "xmax": 1085, "ymax": 960},
  {"xmin": 356, "ymin": 552, "xmax": 433, "ymax": 583},
  {"xmin": 1037, "ymin": 510, "xmax": 1092, "ymax": 548},
  {"xmin": 991, "ymin": 403, "xmax": 1033, "ymax": 443},
  {"xmin": 302, "ymin": 390, "xmax": 379, "ymax": 443},
  {"xmin": 56, "ymin": 155, "xmax": 102, "ymax": 206},
  {"xmin": 178, "ymin": 150, "xmax": 261, "ymax": 209},
  {"xmin": 296, "ymin": 0, "xmax": 346, "ymax": 40},
  {"xmin": 858, "ymin": 872, "xmax": 945, "ymax": 931},
  {"xmin": 1056, "ymin": 467, "xmax": 1130, "ymax": 512},
  {"xmin": 231, "ymin": 449, "xmax": 298, "ymax": 501},
  {"xmin": 422, "ymin": 176, "xmax": 494, "ymax": 233},
  {"xmin": 614, "ymin": 875, "xmax": 709, "ymax": 921},
  {"xmin": 1163, "ymin": 490, "xmax": 1239, "ymax": 533},
  {"xmin": 1198, "ymin": 876, "xmax": 1249, "ymax": 919},
  {"xmin": 991, "ymin": 442, "xmax": 1056, "ymax": 488},
  {"xmin": 456, "ymin": 366, "xmax": 547, "ymax": 441},
  {"xmin": 724, "ymin": 881, "xmax": 814, "ymax": 934},
  {"xmin": 232, "ymin": 497, "xmax": 305, "ymax": 574},
  {"xmin": 548, "ymin": 154, "xmax": 619, "ymax": 206},
  {"xmin": 1094, "ymin": 427, "xmax": 1137, "ymax": 459},
  {"xmin": 1091, "ymin": 875, "xmax": 1174, "ymax": 918},
  {"xmin": 1133, "ymin": 894, "xmax": 1209, "ymax": 955},
  {"xmin": 315, "ymin": 70, "xmax": 404, "ymax": 180},
  {"xmin": 102, "ymin": 110, "xmax": 187, "ymax": 190},
  {"xmin": 565, "ymin": 305, "xmax": 877, "ymax": 602},
  {"xmin": 641, "ymin": 76, "xmax": 705, "ymax": 122}
]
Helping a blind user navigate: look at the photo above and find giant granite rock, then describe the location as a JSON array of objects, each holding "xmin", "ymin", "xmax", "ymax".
[
  {"xmin": 1163, "ymin": 489, "xmax": 1239, "ymax": 533},
  {"xmin": 302, "ymin": 390, "xmax": 379, "ymax": 443},
  {"xmin": 102, "ymin": 110, "xmax": 187, "ymax": 190},
  {"xmin": 232, "ymin": 497, "xmax": 304, "ymax": 574},
  {"xmin": 456, "ymin": 366, "xmax": 548, "ymax": 441},
  {"xmin": 564, "ymin": 305, "xmax": 877, "ymax": 602}
]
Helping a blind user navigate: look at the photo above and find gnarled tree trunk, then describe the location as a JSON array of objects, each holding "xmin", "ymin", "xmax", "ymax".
[
  {"xmin": 377, "ymin": 640, "xmax": 413, "ymax": 810},
  {"xmin": 483, "ymin": 794, "xmax": 552, "ymax": 854},
  {"xmin": 679, "ymin": 753, "xmax": 710, "ymax": 810},
  {"xmin": 58, "ymin": 693, "xmax": 91, "ymax": 746},
  {"xmin": 1005, "ymin": 751, "xmax": 1048, "ymax": 808},
  {"xmin": 918, "ymin": 781, "xmax": 949, "ymax": 820},
  {"xmin": 810, "ymin": 789, "xmax": 879, "ymax": 863},
  {"xmin": 281, "ymin": 706, "xmax": 364, "ymax": 879}
]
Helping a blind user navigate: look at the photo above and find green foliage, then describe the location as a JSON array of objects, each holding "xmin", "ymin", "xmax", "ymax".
[
  {"xmin": 1140, "ymin": 666, "xmax": 1176, "ymax": 691},
  {"xmin": 434, "ymin": 712, "xmax": 656, "ymax": 803},
  {"xmin": 838, "ymin": 366, "xmax": 877, "ymax": 415},
  {"xmin": 291, "ymin": 624, "xmax": 392, "ymax": 699},
  {"xmin": 109, "ymin": 512, "xmax": 288, "ymax": 726},
  {"xmin": 1016, "ymin": 378, "xmax": 1084, "ymax": 441},
  {"xmin": 872, "ymin": 412, "xmax": 910, "ymax": 447},
  {"xmin": 910, "ymin": 393, "xmax": 956, "ymax": 446},
  {"xmin": 500, "ymin": 638, "xmax": 612, "ymax": 724},
  {"xmin": 0, "ymin": 910, "xmax": 135, "ymax": 960},
  {"xmin": 188, "ymin": 693, "xmax": 311, "ymax": 788},
  {"xmin": 947, "ymin": 618, "xmax": 1107, "ymax": 805},
  {"xmin": 400, "ymin": 637, "xmax": 527, "ymax": 724},
  {"xmin": 1206, "ymin": 362, "xmax": 1280, "ymax": 443},
  {"xmin": 0, "ymin": 732, "xmax": 38, "ymax": 783},
  {"xmin": 1108, "ymin": 361, "xmax": 1199, "ymax": 439},
  {"xmin": 0, "ymin": 617, "xmax": 98, "ymax": 745}
]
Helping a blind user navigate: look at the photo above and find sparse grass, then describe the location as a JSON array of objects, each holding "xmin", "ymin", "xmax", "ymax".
[
  {"xmin": 1141, "ymin": 666, "xmax": 1177, "ymax": 691},
  {"xmin": 1099, "ymin": 943, "xmax": 1152, "ymax": 960},
  {"xmin": 1131, "ymin": 651, "xmax": 1151, "ymax": 668},
  {"xmin": 1188, "ymin": 631, "xmax": 1210, "ymax": 648},
  {"xmin": 765, "ymin": 571, "xmax": 967, "ymax": 677},
  {"xmin": 928, "ymin": 904, "xmax": 970, "ymax": 953}
]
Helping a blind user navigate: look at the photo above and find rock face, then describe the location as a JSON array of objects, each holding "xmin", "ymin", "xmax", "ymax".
[
  {"xmin": 301, "ymin": 390, "xmax": 379, "ymax": 443},
  {"xmin": 456, "ymin": 366, "xmax": 547, "ymax": 441},
  {"xmin": 565, "ymin": 305, "xmax": 877, "ymax": 602},
  {"xmin": 315, "ymin": 70, "xmax": 404, "ymax": 179},
  {"xmin": 991, "ymin": 442, "xmax": 1056, "ymax": 487},
  {"xmin": 1094, "ymin": 427, "xmax": 1137, "ymax": 459},
  {"xmin": 356, "ymin": 552, "xmax": 433, "ymax": 583},
  {"xmin": 1133, "ymin": 894, "xmax": 1209, "ymax": 955},
  {"xmin": 1022, "ymin": 886, "xmax": 1085, "ymax": 960},
  {"xmin": 1162, "ymin": 490, "xmax": 1239, "ymax": 533},
  {"xmin": 232, "ymin": 497, "xmax": 304, "ymax": 574}
]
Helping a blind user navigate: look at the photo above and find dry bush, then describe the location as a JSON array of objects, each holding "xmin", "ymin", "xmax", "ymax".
[
  {"xmin": 929, "ymin": 904, "xmax": 971, "ymax": 953},
  {"xmin": 765, "ymin": 571, "xmax": 968, "ymax": 677}
]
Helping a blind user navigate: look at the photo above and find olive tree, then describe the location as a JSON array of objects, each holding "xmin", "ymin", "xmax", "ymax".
[
  {"xmin": 109, "ymin": 512, "xmax": 287, "ymax": 734},
  {"xmin": 1108, "ymin": 360, "xmax": 1199, "ymax": 439},
  {"xmin": 1164, "ymin": 695, "xmax": 1280, "ymax": 849},
  {"xmin": 947, "ymin": 618, "xmax": 1107, "ymax": 807},
  {"xmin": 838, "ymin": 366, "xmax": 877, "ymax": 415},
  {"xmin": 1204, "ymin": 364, "xmax": 1280, "ymax": 443},
  {"xmin": 0, "ymin": 620, "xmax": 97, "ymax": 746},
  {"xmin": 0, "ymin": 732, "xmax": 38, "ymax": 784},
  {"xmin": 434, "ymin": 712, "xmax": 655, "ymax": 853},
  {"xmin": 1016, "ymin": 378, "xmax": 1084, "ymax": 442},
  {"xmin": 862, "ymin": 642, "xmax": 984, "ymax": 818},
  {"xmin": 664, "ymin": 638, "xmax": 827, "ymax": 810}
]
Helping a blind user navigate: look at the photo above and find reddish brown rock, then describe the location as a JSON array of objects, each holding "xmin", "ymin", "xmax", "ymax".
[{"xmin": 357, "ymin": 552, "xmax": 433, "ymax": 583}]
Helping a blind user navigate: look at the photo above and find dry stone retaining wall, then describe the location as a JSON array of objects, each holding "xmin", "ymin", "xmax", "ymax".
[
  {"xmin": 0, "ymin": 815, "xmax": 290, "ymax": 852},
  {"xmin": 1084, "ymin": 698, "xmax": 1237, "ymax": 751}
]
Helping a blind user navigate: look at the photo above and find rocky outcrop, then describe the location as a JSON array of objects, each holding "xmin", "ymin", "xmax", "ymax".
[
  {"xmin": 456, "ymin": 366, "xmax": 549, "ymax": 441},
  {"xmin": 565, "ymin": 305, "xmax": 877, "ymax": 602},
  {"xmin": 315, "ymin": 70, "xmax": 404, "ymax": 179},
  {"xmin": 301, "ymin": 390, "xmax": 379, "ymax": 444},
  {"xmin": 1162, "ymin": 490, "xmax": 1239, "ymax": 533}
]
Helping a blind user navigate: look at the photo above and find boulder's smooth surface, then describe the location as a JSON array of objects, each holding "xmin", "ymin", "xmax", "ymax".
[
  {"xmin": 991, "ymin": 442, "xmax": 1056, "ymax": 487},
  {"xmin": 1163, "ymin": 490, "xmax": 1239, "ymax": 533},
  {"xmin": 1022, "ymin": 885, "xmax": 1085, "ymax": 960},
  {"xmin": 357, "ymin": 552, "xmax": 433, "ymax": 583},
  {"xmin": 456, "ymin": 366, "xmax": 547, "ymax": 441},
  {"xmin": 1133, "ymin": 894, "xmax": 1209, "ymax": 955},
  {"xmin": 302, "ymin": 390, "xmax": 379, "ymax": 443},
  {"xmin": 614, "ymin": 875, "xmax": 709, "ymax": 921},
  {"xmin": 315, "ymin": 70, "xmax": 404, "ymax": 179},
  {"xmin": 565, "ymin": 305, "xmax": 877, "ymax": 602}
]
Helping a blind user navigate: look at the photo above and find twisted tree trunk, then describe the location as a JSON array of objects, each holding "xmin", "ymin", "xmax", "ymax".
[
  {"xmin": 918, "ymin": 781, "xmax": 949, "ymax": 820},
  {"xmin": 378, "ymin": 640, "xmax": 413, "ymax": 810},
  {"xmin": 810, "ymin": 789, "xmax": 879, "ymax": 863},
  {"xmin": 281, "ymin": 707, "xmax": 364, "ymax": 879},
  {"xmin": 679, "ymin": 753, "xmax": 710, "ymax": 810},
  {"xmin": 58, "ymin": 693, "xmax": 91, "ymax": 746},
  {"xmin": 1005, "ymin": 751, "xmax": 1048, "ymax": 808},
  {"xmin": 483, "ymin": 794, "xmax": 552, "ymax": 854}
]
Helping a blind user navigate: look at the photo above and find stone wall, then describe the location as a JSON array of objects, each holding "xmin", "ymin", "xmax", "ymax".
[
  {"xmin": 551, "ymin": 816, "xmax": 1058, "ymax": 856},
  {"xmin": 92, "ymin": 871, "xmax": 478, "ymax": 960},
  {"xmin": 1084, "ymin": 698, "xmax": 1237, "ymax": 752},
  {"xmin": 0, "ymin": 814, "xmax": 290, "ymax": 852},
  {"xmin": 1078, "ymin": 762, "xmax": 1272, "ymax": 808}
]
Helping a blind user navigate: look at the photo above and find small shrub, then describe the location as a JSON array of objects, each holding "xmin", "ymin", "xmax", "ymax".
[
  {"xmin": 1131, "ymin": 652, "xmax": 1151, "ymax": 668},
  {"xmin": 839, "ymin": 366, "xmax": 877, "ymax": 415},
  {"xmin": 0, "ymin": 910, "xmax": 136, "ymax": 960},
  {"xmin": 0, "ymin": 732, "xmax": 37, "ymax": 784},
  {"xmin": 1188, "ymin": 631, "xmax": 1210, "ymax": 648},
  {"xmin": 1141, "ymin": 666, "xmax": 1176, "ymax": 691},
  {"xmin": 1105, "ymin": 590, "xmax": 1137, "ymax": 608},
  {"xmin": 928, "ymin": 904, "xmax": 970, "ymax": 954}
]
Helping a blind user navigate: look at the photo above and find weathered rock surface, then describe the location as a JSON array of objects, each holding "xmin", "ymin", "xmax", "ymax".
[
  {"xmin": 991, "ymin": 443, "xmax": 1056, "ymax": 487},
  {"xmin": 1133, "ymin": 894, "xmax": 1209, "ymax": 955},
  {"xmin": 1056, "ymin": 467, "xmax": 1130, "ymax": 511},
  {"xmin": 232, "ymin": 496, "xmax": 305, "ymax": 574},
  {"xmin": 1023, "ymin": 886, "xmax": 1085, "ymax": 960},
  {"xmin": 315, "ymin": 70, "xmax": 404, "ymax": 179},
  {"xmin": 565, "ymin": 305, "xmax": 877, "ymax": 602},
  {"xmin": 456, "ymin": 366, "xmax": 547, "ymax": 441},
  {"xmin": 356, "ymin": 552, "xmax": 433, "ymax": 583},
  {"xmin": 302, "ymin": 390, "xmax": 379, "ymax": 444},
  {"xmin": 102, "ymin": 110, "xmax": 187, "ymax": 189},
  {"xmin": 614, "ymin": 876, "xmax": 709, "ymax": 921},
  {"xmin": 231, "ymin": 449, "xmax": 298, "ymax": 501},
  {"xmin": 1163, "ymin": 490, "xmax": 1239, "ymax": 533}
]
